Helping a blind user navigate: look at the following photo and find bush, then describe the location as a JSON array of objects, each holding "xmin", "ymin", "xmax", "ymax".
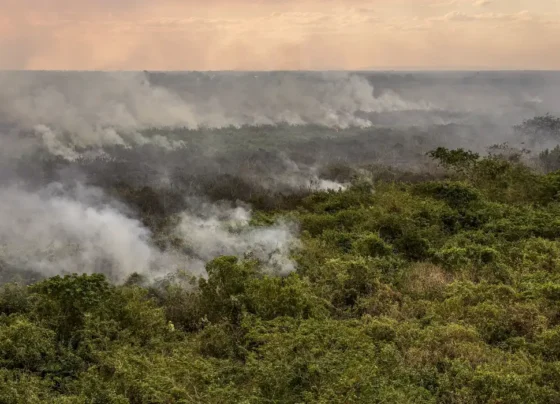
[
  {"xmin": 353, "ymin": 233, "xmax": 393, "ymax": 257},
  {"xmin": 0, "ymin": 317, "xmax": 56, "ymax": 372},
  {"xmin": 245, "ymin": 274, "xmax": 329, "ymax": 320},
  {"xmin": 414, "ymin": 181, "xmax": 481, "ymax": 209},
  {"xmin": 29, "ymin": 274, "xmax": 112, "ymax": 344},
  {"xmin": 5, "ymin": 142, "xmax": 560, "ymax": 402},
  {"xmin": 0, "ymin": 283, "xmax": 29, "ymax": 316}
]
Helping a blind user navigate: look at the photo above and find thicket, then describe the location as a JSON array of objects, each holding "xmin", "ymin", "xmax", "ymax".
[{"xmin": 4, "ymin": 143, "xmax": 560, "ymax": 403}]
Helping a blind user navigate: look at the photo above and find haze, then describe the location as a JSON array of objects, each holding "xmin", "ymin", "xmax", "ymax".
[{"xmin": 1, "ymin": 0, "xmax": 559, "ymax": 70}]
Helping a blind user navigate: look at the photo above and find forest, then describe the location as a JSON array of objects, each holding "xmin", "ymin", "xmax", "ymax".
[{"xmin": 2, "ymin": 114, "xmax": 560, "ymax": 403}]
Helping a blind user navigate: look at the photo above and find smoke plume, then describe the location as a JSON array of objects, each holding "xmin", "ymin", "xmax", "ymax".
[
  {"xmin": 176, "ymin": 199, "xmax": 299, "ymax": 276},
  {"xmin": 1, "ymin": 70, "xmax": 559, "ymax": 283},
  {"xmin": 0, "ymin": 71, "xmax": 435, "ymax": 159},
  {"xmin": 0, "ymin": 183, "xmax": 300, "ymax": 282}
]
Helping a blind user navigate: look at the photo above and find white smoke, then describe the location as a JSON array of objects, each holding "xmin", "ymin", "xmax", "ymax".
[
  {"xmin": 2, "ymin": 71, "xmax": 553, "ymax": 283},
  {"xmin": 0, "ymin": 71, "xmax": 434, "ymax": 159},
  {"xmin": 175, "ymin": 199, "xmax": 300, "ymax": 276},
  {"xmin": 0, "ymin": 183, "xmax": 159, "ymax": 282},
  {"xmin": 236, "ymin": 155, "xmax": 349, "ymax": 193},
  {"xmin": 274, "ymin": 159, "xmax": 349, "ymax": 192},
  {"xmin": 0, "ymin": 182, "xmax": 300, "ymax": 282}
]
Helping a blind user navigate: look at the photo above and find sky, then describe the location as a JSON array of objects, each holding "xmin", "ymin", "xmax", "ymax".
[{"xmin": 0, "ymin": 0, "xmax": 559, "ymax": 70}]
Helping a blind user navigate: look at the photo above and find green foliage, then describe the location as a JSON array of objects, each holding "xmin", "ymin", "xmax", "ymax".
[
  {"xmin": 0, "ymin": 369, "xmax": 57, "ymax": 404},
  {"xmin": 427, "ymin": 146, "xmax": 546, "ymax": 204},
  {"xmin": 0, "ymin": 316, "xmax": 56, "ymax": 372},
  {"xmin": 0, "ymin": 283, "xmax": 30, "ymax": 316},
  {"xmin": 245, "ymin": 274, "xmax": 329, "ymax": 320},
  {"xmin": 539, "ymin": 146, "xmax": 560, "ymax": 173},
  {"xmin": 5, "ymin": 144, "xmax": 560, "ymax": 402},
  {"xmin": 29, "ymin": 274, "xmax": 112, "ymax": 343},
  {"xmin": 352, "ymin": 232, "xmax": 392, "ymax": 257},
  {"xmin": 428, "ymin": 147, "xmax": 479, "ymax": 175},
  {"xmin": 198, "ymin": 256, "xmax": 258, "ymax": 325},
  {"xmin": 540, "ymin": 170, "xmax": 560, "ymax": 202},
  {"xmin": 414, "ymin": 181, "xmax": 480, "ymax": 209},
  {"xmin": 514, "ymin": 114, "xmax": 560, "ymax": 140}
]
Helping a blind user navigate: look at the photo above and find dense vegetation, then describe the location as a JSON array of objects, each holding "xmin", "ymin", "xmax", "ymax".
[{"xmin": 4, "ymin": 140, "xmax": 560, "ymax": 403}]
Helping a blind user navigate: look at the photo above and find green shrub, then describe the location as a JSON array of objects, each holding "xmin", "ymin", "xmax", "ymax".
[
  {"xmin": 353, "ymin": 232, "xmax": 393, "ymax": 257},
  {"xmin": 414, "ymin": 181, "xmax": 481, "ymax": 209},
  {"xmin": 4, "ymin": 142, "xmax": 560, "ymax": 402},
  {"xmin": 0, "ymin": 283, "xmax": 29, "ymax": 316},
  {"xmin": 0, "ymin": 316, "xmax": 56, "ymax": 372}
]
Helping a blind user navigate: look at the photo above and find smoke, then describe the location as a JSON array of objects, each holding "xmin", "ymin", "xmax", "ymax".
[
  {"xmin": 270, "ymin": 157, "xmax": 349, "ymax": 192},
  {"xmin": 176, "ymin": 199, "xmax": 299, "ymax": 276},
  {"xmin": 0, "ymin": 182, "xmax": 300, "ymax": 282},
  {"xmin": 0, "ymin": 183, "xmax": 158, "ymax": 282},
  {"xmin": 1, "ymin": 71, "xmax": 555, "ymax": 163},
  {"xmin": 0, "ymin": 71, "xmax": 435, "ymax": 159},
  {"xmin": 1, "ymin": 71, "xmax": 559, "ymax": 284}
]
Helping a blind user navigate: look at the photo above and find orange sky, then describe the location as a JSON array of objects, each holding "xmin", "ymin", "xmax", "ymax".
[{"xmin": 0, "ymin": 0, "xmax": 559, "ymax": 70}]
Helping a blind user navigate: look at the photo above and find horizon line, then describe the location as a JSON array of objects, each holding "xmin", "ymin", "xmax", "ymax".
[{"xmin": 1, "ymin": 68, "xmax": 560, "ymax": 73}]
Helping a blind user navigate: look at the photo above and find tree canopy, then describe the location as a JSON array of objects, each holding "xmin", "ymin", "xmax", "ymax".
[{"xmin": 3, "ymin": 145, "xmax": 560, "ymax": 403}]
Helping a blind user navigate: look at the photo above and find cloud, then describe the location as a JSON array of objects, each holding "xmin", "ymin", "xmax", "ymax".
[
  {"xmin": 430, "ymin": 0, "xmax": 491, "ymax": 7},
  {"xmin": 0, "ymin": 0, "xmax": 559, "ymax": 69},
  {"xmin": 430, "ymin": 0, "xmax": 459, "ymax": 7},
  {"xmin": 473, "ymin": 0, "xmax": 492, "ymax": 6},
  {"xmin": 433, "ymin": 10, "xmax": 535, "ymax": 22}
]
